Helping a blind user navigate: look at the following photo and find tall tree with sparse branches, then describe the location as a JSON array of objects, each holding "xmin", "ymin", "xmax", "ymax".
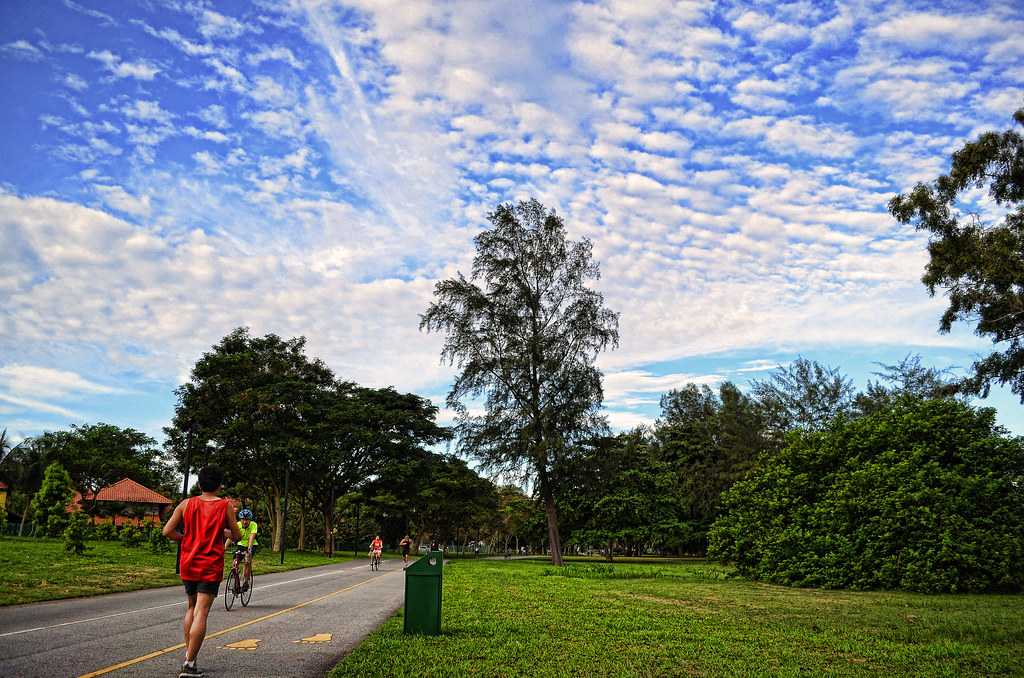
[
  {"xmin": 751, "ymin": 357, "xmax": 855, "ymax": 436},
  {"xmin": 421, "ymin": 199, "xmax": 619, "ymax": 565},
  {"xmin": 890, "ymin": 106, "xmax": 1024, "ymax": 398}
]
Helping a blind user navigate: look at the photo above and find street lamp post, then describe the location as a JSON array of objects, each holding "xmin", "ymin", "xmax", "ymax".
[
  {"xmin": 328, "ymin": 485, "xmax": 335, "ymax": 558},
  {"xmin": 352, "ymin": 503, "xmax": 359, "ymax": 559},
  {"xmin": 175, "ymin": 426, "xmax": 193, "ymax": 575},
  {"xmin": 280, "ymin": 464, "xmax": 289, "ymax": 565}
]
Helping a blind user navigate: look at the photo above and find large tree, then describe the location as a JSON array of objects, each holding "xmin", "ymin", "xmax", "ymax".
[
  {"xmin": 167, "ymin": 328, "xmax": 337, "ymax": 551},
  {"xmin": 421, "ymin": 199, "xmax": 619, "ymax": 564},
  {"xmin": 656, "ymin": 382, "xmax": 770, "ymax": 553},
  {"xmin": 307, "ymin": 385, "xmax": 450, "ymax": 553},
  {"xmin": 890, "ymin": 106, "xmax": 1024, "ymax": 398},
  {"xmin": 168, "ymin": 328, "xmax": 449, "ymax": 553}
]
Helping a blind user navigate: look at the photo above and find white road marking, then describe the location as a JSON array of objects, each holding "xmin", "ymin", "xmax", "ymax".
[{"xmin": 0, "ymin": 563, "xmax": 379, "ymax": 639}]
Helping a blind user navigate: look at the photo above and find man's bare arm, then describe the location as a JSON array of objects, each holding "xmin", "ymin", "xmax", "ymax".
[
  {"xmin": 163, "ymin": 500, "xmax": 186, "ymax": 541},
  {"xmin": 226, "ymin": 510, "xmax": 242, "ymax": 542}
]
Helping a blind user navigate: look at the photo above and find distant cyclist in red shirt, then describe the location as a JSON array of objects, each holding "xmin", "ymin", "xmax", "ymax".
[{"xmin": 163, "ymin": 466, "xmax": 241, "ymax": 678}]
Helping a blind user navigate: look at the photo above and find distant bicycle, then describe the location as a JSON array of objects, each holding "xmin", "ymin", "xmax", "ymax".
[
  {"xmin": 370, "ymin": 549, "xmax": 382, "ymax": 571},
  {"xmin": 224, "ymin": 546, "xmax": 253, "ymax": 610}
]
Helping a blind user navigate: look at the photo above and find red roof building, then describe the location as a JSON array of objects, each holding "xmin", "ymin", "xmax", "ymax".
[{"xmin": 71, "ymin": 478, "xmax": 174, "ymax": 526}]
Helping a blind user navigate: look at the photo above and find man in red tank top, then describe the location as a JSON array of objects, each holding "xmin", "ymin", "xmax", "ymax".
[{"xmin": 163, "ymin": 466, "xmax": 241, "ymax": 678}]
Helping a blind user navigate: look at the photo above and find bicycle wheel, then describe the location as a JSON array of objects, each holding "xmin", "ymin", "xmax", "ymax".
[
  {"xmin": 224, "ymin": 569, "xmax": 237, "ymax": 611},
  {"xmin": 240, "ymin": 570, "xmax": 253, "ymax": 607}
]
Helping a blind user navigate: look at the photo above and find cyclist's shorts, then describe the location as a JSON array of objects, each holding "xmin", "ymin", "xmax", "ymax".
[
  {"xmin": 401, "ymin": 545, "xmax": 410, "ymax": 555},
  {"xmin": 371, "ymin": 548, "xmax": 382, "ymax": 555},
  {"xmin": 183, "ymin": 580, "xmax": 220, "ymax": 596}
]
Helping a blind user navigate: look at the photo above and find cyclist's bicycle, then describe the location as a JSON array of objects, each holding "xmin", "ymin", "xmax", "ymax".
[
  {"xmin": 224, "ymin": 546, "xmax": 253, "ymax": 611},
  {"xmin": 369, "ymin": 550, "xmax": 382, "ymax": 571}
]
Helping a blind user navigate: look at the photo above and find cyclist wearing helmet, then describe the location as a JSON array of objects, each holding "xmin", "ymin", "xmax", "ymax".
[{"xmin": 231, "ymin": 508, "xmax": 258, "ymax": 590}]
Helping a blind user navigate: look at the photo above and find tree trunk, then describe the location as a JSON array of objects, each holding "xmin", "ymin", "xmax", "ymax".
[
  {"xmin": 297, "ymin": 495, "xmax": 306, "ymax": 552},
  {"xmin": 269, "ymin": 486, "xmax": 282, "ymax": 552},
  {"xmin": 20, "ymin": 502, "xmax": 31, "ymax": 536},
  {"xmin": 323, "ymin": 497, "xmax": 334, "ymax": 556},
  {"xmin": 543, "ymin": 493, "xmax": 563, "ymax": 565}
]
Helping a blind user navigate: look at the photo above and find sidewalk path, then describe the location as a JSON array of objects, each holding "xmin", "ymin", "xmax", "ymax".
[{"xmin": 0, "ymin": 559, "xmax": 404, "ymax": 678}]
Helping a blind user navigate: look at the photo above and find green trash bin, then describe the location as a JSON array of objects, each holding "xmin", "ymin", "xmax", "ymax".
[{"xmin": 403, "ymin": 550, "xmax": 443, "ymax": 635}]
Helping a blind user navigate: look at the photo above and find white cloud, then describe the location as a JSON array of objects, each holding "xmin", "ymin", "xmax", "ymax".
[
  {"xmin": 2, "ymin": 40, "xmax": 44, "ymax": 61},
  {"xmin": 604, "ymin": 409, "xmax": 656, "ymax": 430},
  {"xmin": 64, "ymin": 0, "xmax": 116, "ymax": 26},
  {"xmin": 7, "ymin": 0, "xmax": 1024, "ymax": 436},
  {"xmin": 87, "ymin": 50, "xmax": 160, "ymax": 80},
  {"xmin": 122, "ymin": 100, "xmax": 175, "ymax": 125},
  {"xmin": 183, "ymin": 126, "xmax": 231, "ymax": 143},
  {"xmin": 198, "ymin": 9, "xmax": 259, "ymax": 41},
  {"xmin": 62, "ymin": 72, "xmax": 88, "ymax": 91},
  {"xmin": 198, "ymin": 104, "xmax": 230, "ymax": 129},
  {"xmin": 604, "ymin": 370, "xmax": 724, "ymax": 404},
  {"xmin": 0, "ymin": 364, "xmax": 121, "ymax": 399},
  {"xmin": 247, "ymin": 45, "xmax": 304, "ymax": 69},
  {"xmin": 192, "ymin": 150, "xmax": 222, "ymax": 174},
  {"xmin": 94, "ymin": 185, "xmax": 152, "ymax": 217},
  {"xmin": 724, "ymin": 115, "xmax": 860, "ymax": 158},
  {"xmin": 138, "ymin": 23, "xmax": 214, "ymax": 57},
  {"xmin": 732, "ymin": 11, "xmax": 809, "ymax": 44},
  {"xmin": 734, "ymin": 359, "xmax": 788, "ymax": 373},
  {"xmin": 0, "ymin": 393, "xmax": 81, "ymax": 419},
  {"xmin": 869, "ymin": 12, "xmax": 1016, "ymax": 52}
]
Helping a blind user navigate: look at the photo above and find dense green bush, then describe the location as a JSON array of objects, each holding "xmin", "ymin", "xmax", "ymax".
[
  {"xmin": 148, "ymin": 525, "xmax": 170, "ymax": 553},
  {"xmin": 63, "ymin": 511, "xmax": 90, "ymax": 555},
  {"xmin": 94, "ymin": 522, "xmax": 119, "ymax": 541},
  {"xmin": 120, "ymin": 524, "xmax": 144, "ymax": 548},
  {"xmin": 708, "ymin": 397, "xmax": 1024, "ymax": 593}
]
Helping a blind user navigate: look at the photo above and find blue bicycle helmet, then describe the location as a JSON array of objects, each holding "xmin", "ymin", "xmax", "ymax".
[{"xmin": 238, "ymin": 508, "xmax": 254, "ymax": 520}]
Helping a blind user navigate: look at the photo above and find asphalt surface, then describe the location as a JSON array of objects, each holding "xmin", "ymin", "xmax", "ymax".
[{"xmin": 0, "ymin": 558, "xmax": 405, "ymax": 678}]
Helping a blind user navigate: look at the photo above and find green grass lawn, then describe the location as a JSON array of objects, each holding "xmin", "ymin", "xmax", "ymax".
[
  {"xmin": 0, "ymin": 537, "xmax": 352, "ymax": 605},
  {"xmin": 331, "ymin": 559, "xmax": 1024, "ymax": 678}
]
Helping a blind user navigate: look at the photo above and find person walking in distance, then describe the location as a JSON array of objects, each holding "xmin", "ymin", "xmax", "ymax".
[
  {"xmin": 399, "ymin": 534, "xmax": 412, "ymax": 567},
  {"xmin": 163, "ymin": 467, "xmax": 241, "ymax": 678}
]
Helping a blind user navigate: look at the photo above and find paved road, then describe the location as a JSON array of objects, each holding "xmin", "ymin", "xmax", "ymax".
[{"xmin": 0, "ymin": 559, "xmax": 405, "ymax": 678}]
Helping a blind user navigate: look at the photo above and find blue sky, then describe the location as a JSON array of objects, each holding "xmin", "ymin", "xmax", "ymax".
[{"xmin": 2, "ymin": 0, "xmax": 1024, "ymax": 443}]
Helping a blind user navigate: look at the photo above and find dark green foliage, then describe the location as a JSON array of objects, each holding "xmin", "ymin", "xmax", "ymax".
[
  {"xmin": 63, "ymin": 511, "xmax": 89, "ymax": 555},
  {"xmin": 560, "ymin": 429, "xmax": 682, "ymax": 558},
  {"xmin": 421, "ymin": 199, "xmax": 619, "ymax": 564},
  {"xmin": 32, "ymin": 462, "xmax": 73, "ymax": 537},
  {"xmin": 31, "ymin": 425, "xmax": 173, "ymax": 520},
  {"xmin": 361, "ymin": 451, "xmax": 498, "ymax": 546},
  {"xmin": 94, "ymin": 522, "xmax": 118, "ymax": 541},
  {"xmin": 709, "ymin": 398, "xmax": 1024, "ymax": 592},
  {"xmin": 120, "ymin": 524, "xmax": 144, "ymax": 548},
  {"xmin": 890, "ymin": 106, "xmax": 1024, "ymax": 399},
  {"xmin": 854, "ymin": 353, "xmax": 960, "ymax": 416},
  {"xmin": 168, "ymin": 327, "xmax": 449, "ymax": 554},
  {"xmin": 750, "ymin": 357, "xmax": 854, "ymax": 435},
  {"xmin": 148, "ymin": 524, "xmax": 170, "ymax": 554},
  {"xmin": 654, "ymin": 382, "xmax": 770, "ymax": 553}
]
